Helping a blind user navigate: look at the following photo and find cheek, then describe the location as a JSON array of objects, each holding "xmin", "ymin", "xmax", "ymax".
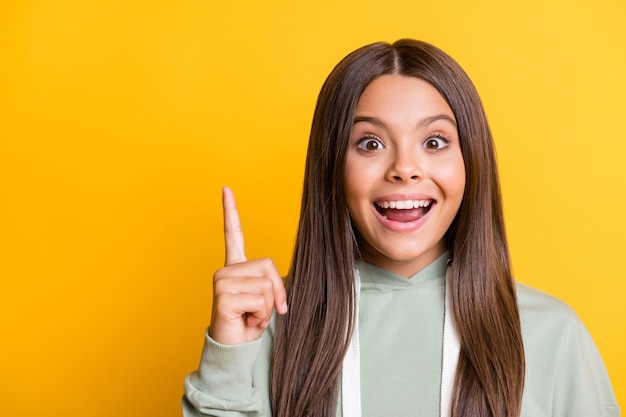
[
  {"xmin": 344, "ymin": 157, "xmax": 375, "ymax": 198},
  {"xmin": 433, "ymin": 157, "xmax": 466, "ymax": 208},
  {"xmin": 449, "ymin": 167, "xmax": 466, "ymax": 197}
]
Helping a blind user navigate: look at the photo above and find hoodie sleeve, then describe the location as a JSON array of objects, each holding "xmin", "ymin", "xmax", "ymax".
[
  {"xmin": 550, "ymin": 316, "xmax": 620, "ymax": 417},
  {"xmin": 183, "ymin": 328, "xmax": 273, "ymax": 417},
  {"xmin": 517, "ymin": 283, "xmax": 620, "ymax": 417}
]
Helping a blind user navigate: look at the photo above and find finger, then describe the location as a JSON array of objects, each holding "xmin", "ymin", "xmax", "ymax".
[
  {"xmin": 214, "ymin": 258, "xmax": 288, "ymax": 315},
  {"xmin": 213, "ymin": 265, "xmax": 276, "ymax": 327},
  {"xmin": 273, "ymin": 275, "xmax": 288, "ymax": 315},
  {"xmin": 214, "ymin": 292, "xmax": 273, "ymax": 324},
  {"xmin": 210, "ymin": 291, "xmax": 273, "ymax": 343},
  {"xmin": 222, "ymin": 186, "xmax": 247, "ymax": 266}
]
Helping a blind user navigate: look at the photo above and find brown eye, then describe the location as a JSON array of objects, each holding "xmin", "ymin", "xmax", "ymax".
[
  {"xmin": 423, "ymin": 136, "xmax": 448, "ymax": 150},
  {"xmin": 358, "ymin": 137, "xmax": 384, "ymax": 151}
]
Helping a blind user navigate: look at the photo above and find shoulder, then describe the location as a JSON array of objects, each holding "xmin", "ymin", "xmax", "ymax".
[
  {"xmin": 514, "ymin": 281, "xmax": 592, "ymax": 372},
  {"xmin": 515, "ymin": 281, "xmax": 608, "ymax": 382},
  {"xmin": 515, "ymin": 282, "xmax": 579, "ymax": 323},
  {"xmin": 515, "ymin": 281, "xmax": 584, "ymax": 348},
  {"xmin": 514, "ymin": 282, "xmax": 620, "ymax": 416}
]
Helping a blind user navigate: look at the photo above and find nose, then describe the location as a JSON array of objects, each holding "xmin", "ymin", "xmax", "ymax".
[{"xmin": 387, "ymin": 147, "xmax": 423, "ymax": 182}]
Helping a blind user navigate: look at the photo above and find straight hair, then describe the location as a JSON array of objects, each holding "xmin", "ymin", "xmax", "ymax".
[{"xmin": 270, "ymin": 39, "xmax": 525, "ymax": 417}]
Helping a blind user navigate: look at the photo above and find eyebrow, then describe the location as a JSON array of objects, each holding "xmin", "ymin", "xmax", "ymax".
[{"xmin": 353, "ymin": 114, "xmax": 457, "ymax": 128}]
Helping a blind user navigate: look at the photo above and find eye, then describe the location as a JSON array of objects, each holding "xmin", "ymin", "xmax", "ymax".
[
  {"xmin": 423, "ymin": 134, "xmax": 449, "ymax": 151},
  {"xmin": 357, "ymin": 136, "xmax": 385, "ymax": 151}
]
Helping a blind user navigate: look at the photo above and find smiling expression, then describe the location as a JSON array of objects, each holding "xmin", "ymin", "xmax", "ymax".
[{"xmin": 345, "ymin": 74, "xmax": 466, "ymax": 277}]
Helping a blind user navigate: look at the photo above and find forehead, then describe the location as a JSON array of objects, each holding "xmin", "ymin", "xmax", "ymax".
[{"xmin": 355, "ymin": 75, "xmax": 454, "ymax": 120}]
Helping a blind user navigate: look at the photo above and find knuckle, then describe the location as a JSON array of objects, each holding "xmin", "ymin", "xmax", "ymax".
[
  {"xmin": 251, "ymin": 296, "xmax": 267, "ymax": 312},
  {"xmin": 212, "ymin": 294, "xmax": 231, "ymax": 315},
  {"xmin": 213, "ymin": 275, "xmax": 228, "ymax": 292},
  {"xmin": 258, "ymin": 257, "xmax": 276, "ymax": 270},
  {"xmin": 213, "ymin": 267, "xmax": 228, "ymax": 282},
  {"xmin": 258, "ymin": 277, "xmax": 274, "ymax": 292}
]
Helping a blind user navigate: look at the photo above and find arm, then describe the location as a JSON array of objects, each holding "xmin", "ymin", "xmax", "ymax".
[
  {"xmin": 183, "ymin": 332, "xmax": 268, "ymax": 417},
  {"xmin": 550, "ymin": 317, "xmax": 620, "ymax": 417},
  {"xmin": 517, "ymin": 283, "xmax": 620, "ymax": 417},
  {"xmin": 182, "ymin": 187, "xmax": 286, "ymax": 416}
]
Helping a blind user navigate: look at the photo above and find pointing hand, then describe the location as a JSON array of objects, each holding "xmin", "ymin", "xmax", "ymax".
[{"xmin": 209, "ymin": 186, "xmax": 288, "ymax": 345}]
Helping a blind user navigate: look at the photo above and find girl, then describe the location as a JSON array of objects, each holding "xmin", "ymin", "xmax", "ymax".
[{"xmin": 183, "ymin": 39, "xmax": 619, "ymax": 417}]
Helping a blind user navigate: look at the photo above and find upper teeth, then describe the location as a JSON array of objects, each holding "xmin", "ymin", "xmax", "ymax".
[{"xmin": 376, "ymin": 200, "xmax": 432, "ymax": 209}]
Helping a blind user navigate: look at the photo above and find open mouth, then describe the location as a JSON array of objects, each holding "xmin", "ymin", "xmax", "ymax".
[{"xmin": 374, "ymin": 199, "xmax": 434, "ymax": 223}]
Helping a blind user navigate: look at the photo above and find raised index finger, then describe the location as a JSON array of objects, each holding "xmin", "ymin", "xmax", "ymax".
[{"xmin": 222, "ymin": 186, "xmax": 247, "ymax": 266}]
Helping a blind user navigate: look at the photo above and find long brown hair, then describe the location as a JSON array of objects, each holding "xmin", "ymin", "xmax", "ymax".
[{"xmin": 270, "ymin": 39, "xmax": 525, "ymax": 417}]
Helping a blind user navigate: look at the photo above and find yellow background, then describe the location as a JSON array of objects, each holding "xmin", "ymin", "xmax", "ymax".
[{"xmin": 1, "ymin": 0, "xmax": 624, "ymax": 415}]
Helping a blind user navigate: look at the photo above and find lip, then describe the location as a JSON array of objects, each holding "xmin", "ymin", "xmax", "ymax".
[
  {"xmin": 374, "ymin": 193, "xmax": 434, "ymax": 203},
  {"xmin": 372, "ymin": 193, "xmax": 436, "ymax": 233}
]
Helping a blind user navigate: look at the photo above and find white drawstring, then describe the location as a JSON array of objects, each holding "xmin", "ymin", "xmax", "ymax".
[
  {"xmin": 341, "ymin": 267, "xmax": 459, "ymax": 417},
  {"xmin": 341, "ymin": 270, "xmax": 362, "ymax": 417},
  {"xmin": 440, "ymin": 267, "xmax": 460, "ymax": 417}
]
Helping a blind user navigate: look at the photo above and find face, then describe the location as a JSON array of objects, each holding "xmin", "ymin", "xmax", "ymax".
[{"xmin": 345, "ymin": 74, "xmax": 465, "ymax": 277}]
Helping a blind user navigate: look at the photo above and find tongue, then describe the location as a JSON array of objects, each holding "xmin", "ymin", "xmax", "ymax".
[{"xmin": 383, "ymin": 208, "xmax": 426, "ymax": 223}]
